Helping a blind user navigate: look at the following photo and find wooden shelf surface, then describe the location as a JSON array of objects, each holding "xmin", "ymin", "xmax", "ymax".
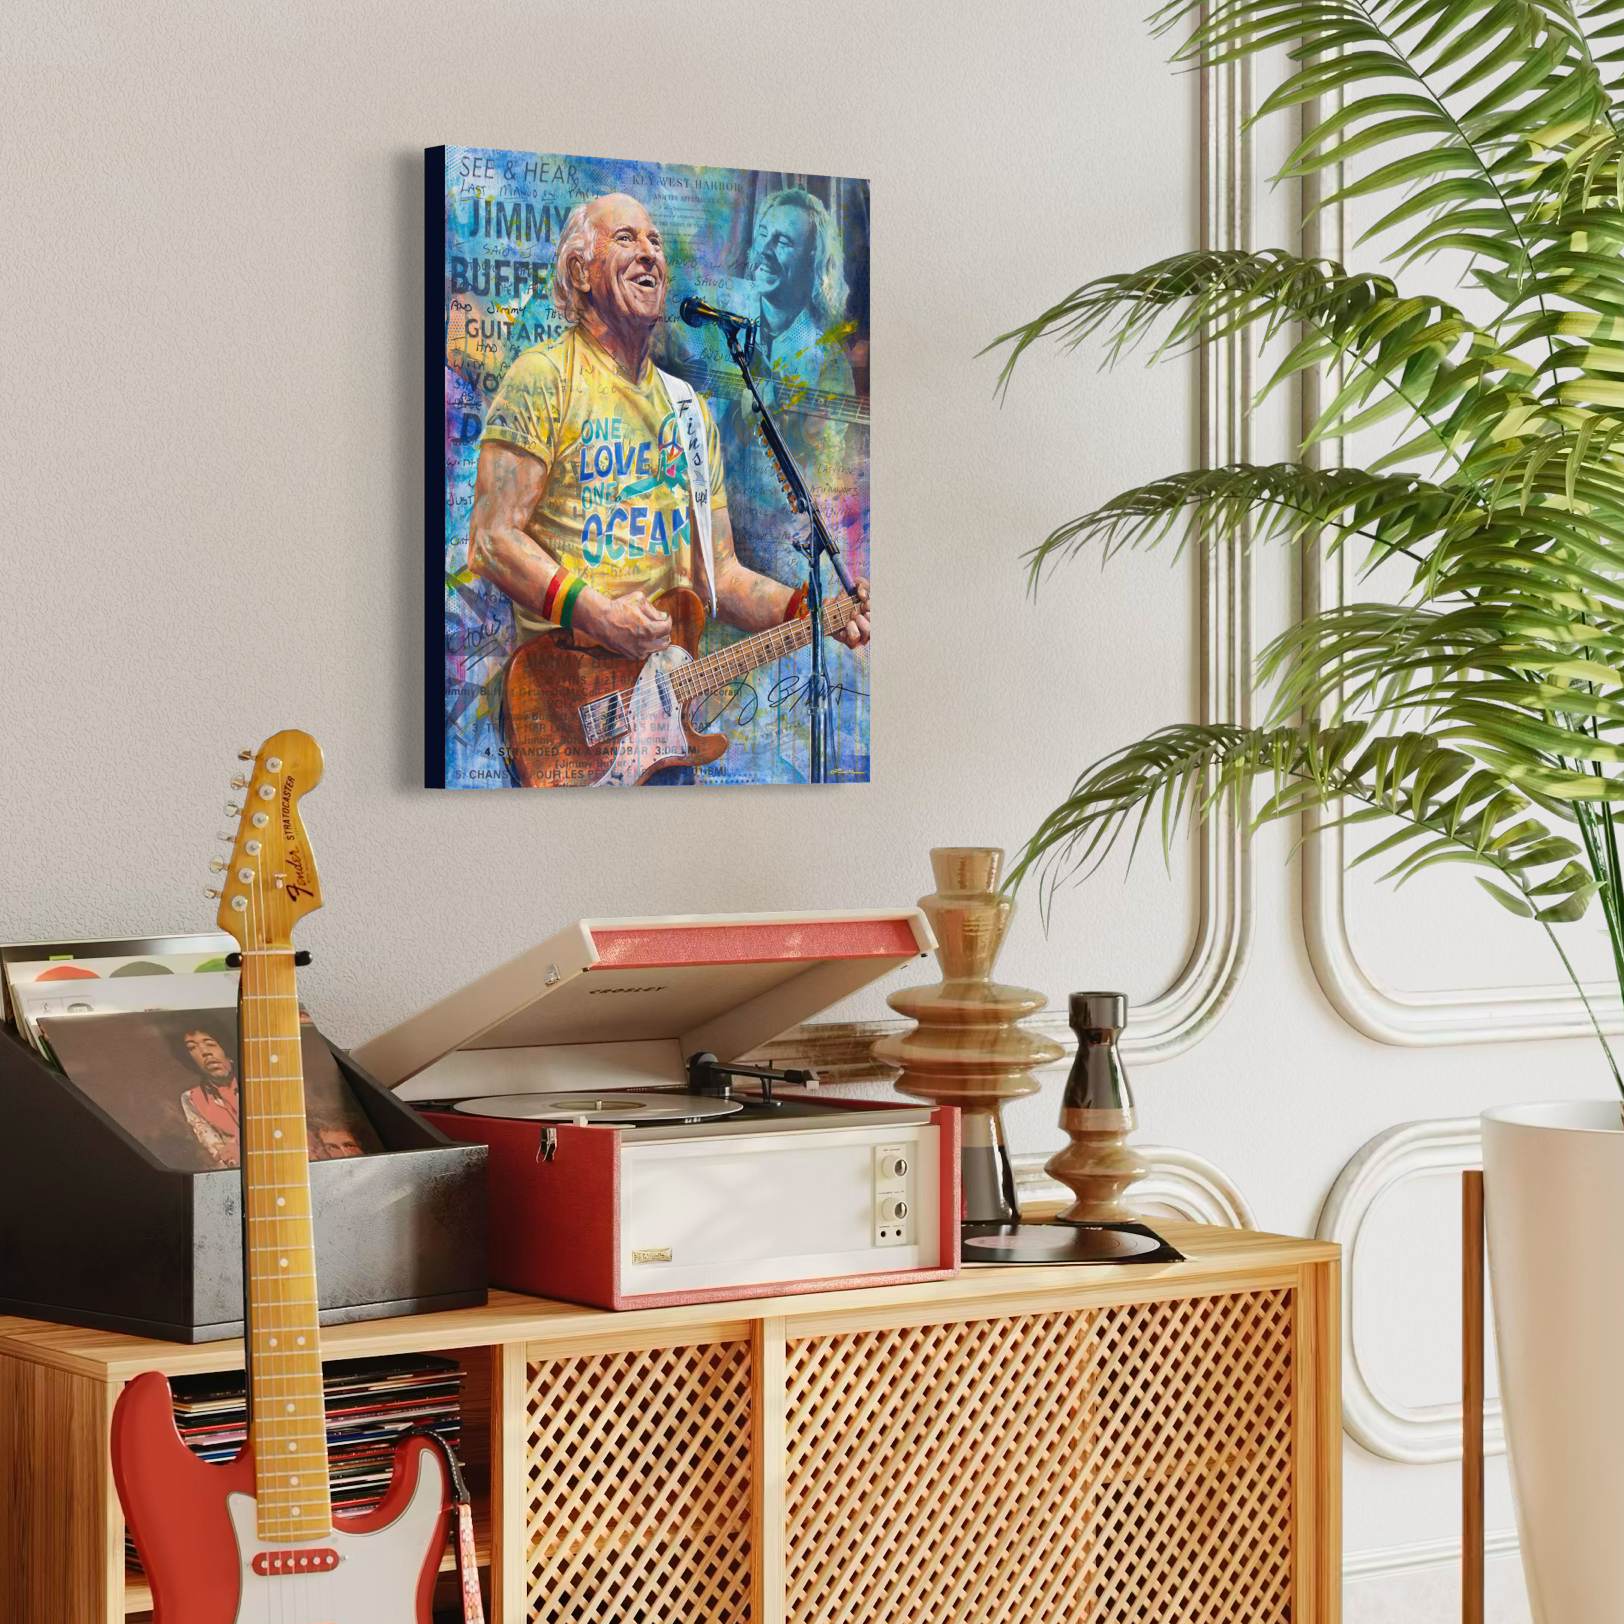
[{"xmin": 0, "ymin": 1222, "xmax": 1336, "ymax": 1383}]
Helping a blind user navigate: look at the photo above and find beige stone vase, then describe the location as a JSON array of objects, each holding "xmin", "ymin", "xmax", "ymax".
[{"xmin": 871, "ymin": 847, "xmax": 1063, "ymax": 1222}]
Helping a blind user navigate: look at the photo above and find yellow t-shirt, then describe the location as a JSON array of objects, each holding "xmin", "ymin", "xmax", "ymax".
[{"xmin": 479, "ymin": 327, "xmax": 727, "ymax": 640}]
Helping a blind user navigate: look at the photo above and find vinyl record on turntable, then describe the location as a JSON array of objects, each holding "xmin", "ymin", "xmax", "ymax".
[{"xmin": 452, "ymin": 1091, "xmax": 745, "ymax": 1125}]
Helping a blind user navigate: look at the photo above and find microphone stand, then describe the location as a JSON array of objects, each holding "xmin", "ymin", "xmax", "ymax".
[{"xmin": 718, "ymin": 319, "xmax": 857, "ymax": 785}]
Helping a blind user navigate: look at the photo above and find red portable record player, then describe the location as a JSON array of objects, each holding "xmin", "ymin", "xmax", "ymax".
[{"xmin": 351, "ymin": 911, "xmax": 961, "ymax": 1310}]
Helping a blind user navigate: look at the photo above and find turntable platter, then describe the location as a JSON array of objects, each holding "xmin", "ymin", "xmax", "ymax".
[{"xmin": 452, "ymin": 1091, "xmax": 745, "ymax": 1125}]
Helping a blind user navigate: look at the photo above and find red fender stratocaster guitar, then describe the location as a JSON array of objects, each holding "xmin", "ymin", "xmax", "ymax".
[
  {"xmin": 111, "ymin": 731, "xmax": 457, "ymax": 1623},
  {"xmin": 501, "ymin": 585, "xmax": 865, "ymax": 787}
]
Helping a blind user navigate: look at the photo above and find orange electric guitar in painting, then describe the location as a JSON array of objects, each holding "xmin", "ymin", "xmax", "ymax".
[
  {"xmin": 500, "ymin": 584, "xmax": 865, "ymax": 788},
  {"xmin": 110, "ymin": 731, "xmax": 473, "ymax": 1624}
]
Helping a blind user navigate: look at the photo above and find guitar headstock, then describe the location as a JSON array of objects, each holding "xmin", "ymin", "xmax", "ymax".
[{"xmin": 208, "ymin": 730, "xmax": 324, "ymax": 951}]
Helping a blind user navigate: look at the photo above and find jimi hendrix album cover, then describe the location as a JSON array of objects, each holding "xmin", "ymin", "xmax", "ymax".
[
  {"xmin": 425, "ymin": 146, "xmax": 872, "ymax": 790},
  {"xmin": 40, "ymin": 1009, "xmax": 384, "ymax": 1174}
]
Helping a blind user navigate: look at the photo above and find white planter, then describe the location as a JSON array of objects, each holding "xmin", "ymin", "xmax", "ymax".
[{"xmin": 1482, "ymin": 1100, "xmax": 1624, "ymax": 1624}]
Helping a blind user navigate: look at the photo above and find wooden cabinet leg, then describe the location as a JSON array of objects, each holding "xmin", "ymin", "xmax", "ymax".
[
  {"xmin": 752, "ymin": 1317, "xmax": 786, "ymax": 1624},
  {"xmin": 1294, "ymin": 1261, "xmax": 1342, "ymax": 1623},
  {"xmin": 0, "ymin": 1355, "xmax": 121, "ymax": 1624},
  {"xmin": 489, "ymin": 1342, "xmax": 528, "ymax": 1624}
]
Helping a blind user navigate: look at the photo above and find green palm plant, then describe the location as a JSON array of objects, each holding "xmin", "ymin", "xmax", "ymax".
[{"xmin": 990, "ymin": 0, "xmax": 1624, "ymax": 1080}]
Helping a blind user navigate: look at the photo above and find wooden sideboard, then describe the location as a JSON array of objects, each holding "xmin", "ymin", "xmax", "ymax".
[{"xmin": 0, "ymin": 1222, "xmax": 1339, "ymax": 1623}]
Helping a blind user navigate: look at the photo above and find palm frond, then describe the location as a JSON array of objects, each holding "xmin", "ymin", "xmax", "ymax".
[
  {"xmin": 993, "ymin": 0, "xmax": 1624, "ymax": 1085},
  {"xmin": 1023, "ymin": 463, "xmax": 1468, "ymax": 584},
  {"xmin": 1007, "ymin": 722, "xmax": 1598, "ymax": 922},
  {"xmin": 1157, "ymin": 0, "xmax": 1612, "ymax": 281}
]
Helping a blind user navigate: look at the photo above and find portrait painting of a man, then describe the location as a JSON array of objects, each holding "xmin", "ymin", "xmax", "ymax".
[{"xmin": 430, "ymin": 148, "xmax": 871, "ymax": 789}]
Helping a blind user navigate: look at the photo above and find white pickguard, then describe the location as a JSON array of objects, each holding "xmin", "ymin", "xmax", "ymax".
[
  {"xmin": 226, "ymin": 1450, "xmax": 445, "ymax": 1623},
  {"xmin": 594, "ymin": 645, "xmax": 692, "ymax": 787}
]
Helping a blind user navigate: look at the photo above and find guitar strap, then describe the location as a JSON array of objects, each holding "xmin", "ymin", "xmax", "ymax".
[
  {"xmin": 404, "ymin": 1426, "xmax": 486, "ymax": 1624},
  {"xmin": 654, "ymin": 367, "xmax": 717, "ymax": 616}
]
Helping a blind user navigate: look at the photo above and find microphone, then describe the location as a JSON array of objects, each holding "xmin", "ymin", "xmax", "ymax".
[{"xmin": 679, "ymin": 295, "xmax": 756, "ymax": 334}]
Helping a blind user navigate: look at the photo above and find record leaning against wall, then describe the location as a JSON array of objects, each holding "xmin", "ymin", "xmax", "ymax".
[{"xmin": 425, "ymin": 145, "xmax": 872, "ymax": 790}]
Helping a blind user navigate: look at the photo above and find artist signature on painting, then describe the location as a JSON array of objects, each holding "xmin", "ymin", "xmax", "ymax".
[
  {"xmin": 766, "ymin": 674, "xmax": 869, "ymax": 716},
  {"xmin": 706, "ymin": 674, "xmax": 869, "ymax": 731},
  {"xmin": 447, "ymin": 623, "xmax": 507, "ymax": 662}
]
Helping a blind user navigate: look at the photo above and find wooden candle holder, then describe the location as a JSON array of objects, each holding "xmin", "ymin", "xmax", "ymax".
[
  {"xmin": 872, "ymin": 847, "xmax": 1062, "ymax": 1223},
  {"xmin": 1045, "ymin": 992, "xmax": 1149, "ymax": 1225}
]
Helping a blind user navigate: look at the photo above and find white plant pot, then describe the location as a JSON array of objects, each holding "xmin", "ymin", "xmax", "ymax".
[{"xmin": 1482, "ymin": 1100, "xmax": 1624, "ymax": 1624}]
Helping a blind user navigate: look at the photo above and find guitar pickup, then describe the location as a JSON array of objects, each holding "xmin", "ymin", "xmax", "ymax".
[
  {"xmin": 253, "ymin": 1548, "xmax": 339, "ymax": 1575},
  {"xmin": 579, "ymin": 692, "xmax": 627, "ymax": 747}
]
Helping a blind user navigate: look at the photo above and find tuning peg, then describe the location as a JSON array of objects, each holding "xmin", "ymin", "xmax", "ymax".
[
  {"xmin": 238, "ymin": 748, "xmax": 255, "ymax": 761},
  {"xmin": 217, "ymin": 831, "xmax": 235, "ymax": 844},
  {"xmin": 203, "ymin": 887, "xmax": 222, "ymax": 899},
  {"xmin": 224, "ymin": 801, "xmax": 241, "ymax": 817},
  {"xmin": 209, "ymin": 857, "xmax": 229, "ymax": 872},
  {"xmin": 230, "ymin": 774, "xmax": 250, "ymax": 790}
]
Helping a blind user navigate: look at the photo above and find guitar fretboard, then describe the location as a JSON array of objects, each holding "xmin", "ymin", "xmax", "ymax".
[
  {"xmin": 669, "ymin": 592, "xmax": 861, "ymax": 705},
  {"xmin": 240, "ymin": 947, "xmax": 332, "ymax": 1541}
]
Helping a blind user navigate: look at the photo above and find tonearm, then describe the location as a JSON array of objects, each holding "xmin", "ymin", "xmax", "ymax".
[{"xmin": 686, "ymin": 1051, "xmax": 819, "ymax": 1106}]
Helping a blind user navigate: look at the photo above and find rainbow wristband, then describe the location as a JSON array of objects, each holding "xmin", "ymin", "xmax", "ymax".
[{"xmin": 541, "ymin": 571, "xmax": 587, "ymax": 629}]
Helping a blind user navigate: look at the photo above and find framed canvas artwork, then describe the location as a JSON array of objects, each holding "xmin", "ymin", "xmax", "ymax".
[{"xmin": 425, "ymin": 146, "xmax": 872, "ymax": 789}]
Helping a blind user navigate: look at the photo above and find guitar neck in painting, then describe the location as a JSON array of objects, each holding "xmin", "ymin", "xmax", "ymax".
[
  {"xmin": 673, "ymin": 591, "xmax": 861, "ymax": 705},
  {"xmin": 579, "ymin": 590, "xmax": 861, "ymax": 748}
]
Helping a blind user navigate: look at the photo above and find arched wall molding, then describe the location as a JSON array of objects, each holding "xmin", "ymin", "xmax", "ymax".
[
  {"xmin": 1315, "ymin": 1117, "xmax": 1501, "ymax": 1464},
  {"xmin": 1014, "ymin": 1145, "xmax": 1258, "ymax": 1229},
  {"xmin": 757, "ymin": 52, "xmax": 1256, "ymax": 1075},
  {"xmin": 1295, "ymin": 99, "xmax": 1620, "ymax": 1045},
  {"xmin": 1302, "ymin": 811, "xmax": 1622, "ymax": 1043}
]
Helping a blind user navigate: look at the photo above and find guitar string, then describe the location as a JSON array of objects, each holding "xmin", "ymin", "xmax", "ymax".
[
  {"xmin": 246, "ymin": 861, "xmax": 281, "ymax": 1624},
  {"xmin": 255, "ymin": 859, "xmax": 297, "ymax": 1624},
  {"xmin": 246, "ymin": 849, "xmax": 327, "ymax": 1620},
  {"xmin": 277, "ymin": 856, "xmax": 328, "ymax": 1623},
  {"xmin": 248, "ymin": 859, "xmax": 278, "ymax": 1624},
  {"xmin": 597, "ymin": 592, "xmax": 856, "ymax": 719},
  {"xmin": 671, "ymin": 592, "xmax": 857, "ymax": 703}
]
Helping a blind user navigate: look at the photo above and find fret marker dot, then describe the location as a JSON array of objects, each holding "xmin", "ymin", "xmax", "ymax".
[
  {"xmin": 289, "ymin": 1476, "xmax": 299, "ymax": 1486},
  {"xmin": 272, "ymin": 1129, "xmax": 282, "ymax": 1139},
  {"xmin": 267, "ymin": 1337, "xmax": 277, "ymax": 1347},
  {"xmin": 276, "ymin": 1197, "xmax": 285, "ymax": 1207},
  {"xmin": 291, "ymin": 1507, "xmax": 301, "ymax": 1517},
  {"xmin": 287, "ymin": 1442, "xmax": 297, "ymax": 1452},
  {"xmin": 270, "ymin": 1054, "xmax": 279, "ymax": 1064},
  {"xmin": 279, "ymin": 1257, "xmax": 289, "ymax": 1268},
  {"xmin": 296, "ymin": 1335, "xmax": 306, "ymax": 1345},
  {"xmin": 285, "ymin": 1402, "xmax": 295, "ymax": 1413}
]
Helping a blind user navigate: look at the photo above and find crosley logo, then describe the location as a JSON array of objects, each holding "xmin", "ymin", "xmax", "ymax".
[{"xmin": 586, "ymin": 986, "xmax": 668, "ymax": 996}]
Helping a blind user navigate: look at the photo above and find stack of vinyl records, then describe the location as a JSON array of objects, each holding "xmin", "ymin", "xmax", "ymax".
[{"xmin": 126, "ymin": 1353, "xmax": 463, "ymax": 1566}]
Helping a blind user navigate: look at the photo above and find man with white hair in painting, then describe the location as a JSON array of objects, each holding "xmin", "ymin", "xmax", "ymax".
[{"xmin": 466, "ymin": 190, "xmax": 870, "ymax": 675}]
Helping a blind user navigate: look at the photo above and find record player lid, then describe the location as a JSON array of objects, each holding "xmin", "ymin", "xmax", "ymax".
[{"xmin": 353, "ymin": 910, "xmax": 935, "ymax": 1090}]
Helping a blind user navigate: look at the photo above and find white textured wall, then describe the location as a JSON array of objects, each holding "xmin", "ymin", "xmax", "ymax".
[{"xmin": 1, "ymin": 3, "xmax": 1600, "ymax": 1617}]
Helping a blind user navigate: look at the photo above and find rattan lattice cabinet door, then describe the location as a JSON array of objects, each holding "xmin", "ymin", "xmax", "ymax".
[
  {"xmin": 783, "ymin": 1290, "xmax": 1296, "ymax": 1624},
  {"xmin": 523, "ymin": 1339, "xmax": 754, "ymax": 1623}
]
